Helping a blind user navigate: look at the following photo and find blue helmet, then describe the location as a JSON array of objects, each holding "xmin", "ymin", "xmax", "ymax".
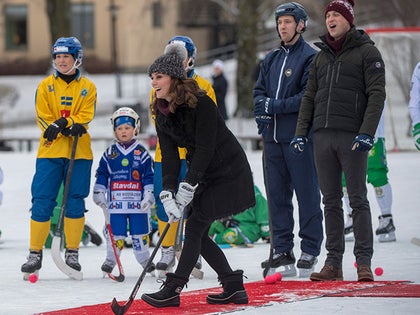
[
  {"xmin": 165, "ymin": 36, "xmax": 197, "ymax": 71},
  {"xmin": 274, "ymin": 2, "xmax": 308, "ymax": 33},
  {"xmin": 52, "ymin": 37, "xmax": 83, "ymax": 64}
]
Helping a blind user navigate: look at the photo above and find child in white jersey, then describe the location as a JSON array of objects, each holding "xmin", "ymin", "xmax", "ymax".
[{"xmin": 93, "ymin": 107, "xmax": 155, "ymax": 276}]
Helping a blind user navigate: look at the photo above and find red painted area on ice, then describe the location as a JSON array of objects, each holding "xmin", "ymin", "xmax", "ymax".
[{"xmin": 36, "ymin": 280, "xmax": 417, "ymax": 315}]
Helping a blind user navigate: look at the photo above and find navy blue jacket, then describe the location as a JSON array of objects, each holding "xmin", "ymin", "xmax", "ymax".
[{"xmin": 253, "ymin": 36, "xmax": 316, "ymax": 142}]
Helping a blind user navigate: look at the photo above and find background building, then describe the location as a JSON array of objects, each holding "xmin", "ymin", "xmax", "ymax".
[{"xmin": 0, "ymin": 0, "xmax": 237, "ymax": 74}]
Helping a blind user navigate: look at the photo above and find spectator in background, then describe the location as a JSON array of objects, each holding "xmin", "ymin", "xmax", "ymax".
[{"xmin": 212, "ymin": 59, "xmax": 229, "ymax": 120}]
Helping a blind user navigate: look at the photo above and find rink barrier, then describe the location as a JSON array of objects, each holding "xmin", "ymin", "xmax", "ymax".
[{"xmin": 0, "ymin": 134, "xmax": 262, "ymax": 152}]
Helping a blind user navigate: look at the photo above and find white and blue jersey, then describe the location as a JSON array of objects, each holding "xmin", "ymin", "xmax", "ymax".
[{"xmin": 95, "ymin": 140, "xmax": 154, "ymax": 215}]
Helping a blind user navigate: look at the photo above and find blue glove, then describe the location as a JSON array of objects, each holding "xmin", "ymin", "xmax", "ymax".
[
  {"xmin": 254, "ymin": 97, "xmax": 274, "ymax": 116},
  {"xmin": 255, "ymin": 115, "xmax": 272, "ymax": 135},
  {"xmin": 290, "ymin": 136, "xmax": 308, "ymax": 155},
  {"xmin": 413, "ymin": 122, "xmax": 420, "ymax": 151},
  {"xmin": 351, "ymin": 134, "xmax": 374, "ymax": 152}
]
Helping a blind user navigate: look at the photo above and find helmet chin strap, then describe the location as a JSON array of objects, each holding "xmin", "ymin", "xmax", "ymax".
[
  {"xmin": 282, "ymin": 24, "xmax": 303, "ymax": 45},
  {"xmin": 53, "ymin": 59, "xmax": 82, "ymax": 75}
]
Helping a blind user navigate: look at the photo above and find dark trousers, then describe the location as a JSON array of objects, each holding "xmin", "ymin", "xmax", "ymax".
[
  {"xmin": 313, "ymin": 129, "xmax": 373, "ymax": 267},
  {"xmin": 175, "ymin": 211, "xmax": 232, "ymax": 279},
  {"xmin": 263, "ymin": 141, "xmax": 323, "ymax": 257}
]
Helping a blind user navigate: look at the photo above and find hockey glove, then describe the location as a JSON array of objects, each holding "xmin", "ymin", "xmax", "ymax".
[
  {"xmin": 43, "ymin": 117, "xmax": 68, "ymax": 142},
  {"xmin": 141, "ymin": 189, "xmax": 155, "ymax": 212},
  {"xmin": 62, "ymin": 124, "xmax": 87, "ymax": 137},
  {"xmin": 93, "ymin": 190, "xmax": 107, "ymax": 208},
  {"xmin": 222, "ymin": 217, "xmax": 240, "ymax": 228},
  {"xmin": 290, "ymin": 136, "xmax": 308, "ymax": 155},
  {"xmin": 351, "ymin": 134, "xmax": 374, "ymax": 152},
  {"xmin": 254, "ymin": 97, "xmax": 274, "ymax": 116},
  {"xmin": 160, "ymin": 190, "xmax": 182, "ymax": 222},
  {"xmin": 175, "ymin": 181, "xmax": 198, "ymax": 208},
  {"xmin": 413, "ymin": 122, "xmax": 420, "ymax": 151},
  {"xmin": 255, "ymin": 115, "xmax": 272, "ymax": 135}
]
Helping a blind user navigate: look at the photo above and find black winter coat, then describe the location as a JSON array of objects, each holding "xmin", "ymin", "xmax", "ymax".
[
  {"xmin": 296, "ymin": 27, "xmax": 386, "ymax": 138},
  {"xmin": 156, "ymin": 94, "xmax": 255, "ymax": 220}
]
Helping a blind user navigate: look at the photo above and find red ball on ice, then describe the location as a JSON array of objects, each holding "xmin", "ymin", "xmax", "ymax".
[
  {"xmin": 264, "ymin": 274, "xmax": 277, "ymax": 284},
  {"xmin": 374, "ymin": 267, "xmax": 384, "ymax": 276},
  {"xmin": 354, "ymin": 261, "xmax": 358, "ymax": 268},
  {"xmin": 275, "ymin": 272, "xmax": 282, "ymax": 281},
  {"xmin": 28, "ymin": 273, "xmax": 38, "ymax": 283}
]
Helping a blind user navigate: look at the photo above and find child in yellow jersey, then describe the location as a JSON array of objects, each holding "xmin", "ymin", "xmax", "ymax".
[{"xmin": 21, "ymin": 37, "xmax": 96, "ymax": 278}]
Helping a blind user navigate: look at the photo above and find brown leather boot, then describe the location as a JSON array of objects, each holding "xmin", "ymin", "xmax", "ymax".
[
  {"xmin": 310, "ymin": 265, "xmax": 343, "ymax": 281},
  {"xmin": 357, "ymin": 265, "xmax": 374, "ymax": 282}
]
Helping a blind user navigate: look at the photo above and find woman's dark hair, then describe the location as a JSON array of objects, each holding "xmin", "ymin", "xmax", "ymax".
[{"xmin": 150, "ymin": 78, "xmax": 206, "ymax": 116}]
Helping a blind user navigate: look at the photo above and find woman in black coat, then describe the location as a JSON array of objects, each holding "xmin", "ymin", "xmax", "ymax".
[{"xmin": 141, "ymin": 53, "xmax": 255, "ymax": 308}]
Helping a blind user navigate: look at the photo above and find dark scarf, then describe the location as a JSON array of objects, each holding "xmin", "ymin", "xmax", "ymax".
[
  {"xmin": 325, "ymin": 32, "xmax": 347, "ymax": 54},
  {"xmin": 157, "ymin": 98, "xmax": 170, "ymax": 116}
]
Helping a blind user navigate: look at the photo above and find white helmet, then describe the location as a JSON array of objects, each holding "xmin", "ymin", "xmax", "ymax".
[{"xmin": 111, "ymin": 107, "xmax": 140, "ymax": 135}]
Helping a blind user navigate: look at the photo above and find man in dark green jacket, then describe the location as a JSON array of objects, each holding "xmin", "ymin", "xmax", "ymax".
[{"xmin": 291, "ymin": 0, "xmax": 385, "ymax": 282}]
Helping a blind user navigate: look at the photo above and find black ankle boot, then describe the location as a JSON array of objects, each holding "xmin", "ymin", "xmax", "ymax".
[
  {"xmin": 207, "ymin": 270, "xmax": 248, "ymax": 304},
  {"xmin": 141, "ymin": 273, "xmax": 188, "ymax": 308}
]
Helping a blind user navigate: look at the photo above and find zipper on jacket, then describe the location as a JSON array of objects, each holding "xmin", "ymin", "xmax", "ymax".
[
  {"xmin": 325, "ymin": 61, "xmax": 336, "ymax": 128},
  {"xmin": 273, "ymin": 48, "xmax": 288, "ymax": 143},
  {"xmin": 355, "ymin": 93, "xmax": 359, "ymax": 113},
  {"xmin": 335, "ymin": 62, "xmax": 341, "ymax": 83}
]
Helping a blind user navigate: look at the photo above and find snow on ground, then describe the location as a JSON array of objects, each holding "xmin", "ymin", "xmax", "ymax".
[{"xmin": 0, "ymin": 148, "xmax": 419, "ymax": 315}]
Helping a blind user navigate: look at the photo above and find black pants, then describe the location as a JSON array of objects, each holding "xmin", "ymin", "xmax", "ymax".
[
  {"xmin": 313, "ymin": 129, "xmax": 373, "ymax": 268},
  {"xmin": 175, "ymin": 211, "xmax": 233, "ymax": 279}
]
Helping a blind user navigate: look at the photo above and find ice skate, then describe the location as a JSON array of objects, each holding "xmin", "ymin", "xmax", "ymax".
[
  {"xmin": 65, "ymin": 249, "xmax": 81, "ymax": 271},
  {"xmin": 376, "ymin": 214, "xmax": 396, "ymax": 242},
  {"xmin": 84, "ymin": 223, "xmax": 103, "ymax": 246},
  {"xmin": 297, "ymin": 252, "xmax": 318, "ymax": 278},
  {"xmin": 101, "ymin": 259, "xmax": 116, "ymax": 274},
  {"xmin": 261, "ymin": 250, "xmax": 296, "ymax": 277},
  {"xmin": 21, "ymin": 250, "xmax": 42, "ymax": 280},
  {"xmin": 141, "ymin": 260, "xmax": 156, "ymax": 277},
  {"xmin": 156, "ymin": 246, "xmax": 175, "ymax": 279},
  {"xmin": 344, "ymin": 213, "xmax": 354, "ymax": 241}
]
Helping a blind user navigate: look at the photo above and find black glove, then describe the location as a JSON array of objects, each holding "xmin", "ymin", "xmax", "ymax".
[
  {"xmin": 351, "ymin": 134, "xmax": 374, "ymax": 152},
  {"xmin": 43, "ymin": 117, "xmax": 68, "ymax": 142},
  {"xmin": 222, "ymin": 217, "xmax": 240, "ymax": 229},
  {"xmin": 290, "ymin": 136, "xmax": 308, "ymax": 155},
  {"xmin": 68, "ymin": 124, "xmax": 87, "ymax": 137}
]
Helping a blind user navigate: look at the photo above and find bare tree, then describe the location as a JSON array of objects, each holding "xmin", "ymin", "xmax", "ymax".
[
  {"xmin": 46, "ymin": 0, "xmax": 71, "ymax": 44},
  {"xmin": 235, "ymin": 0, "xmax": 259, "ymax": 117}
]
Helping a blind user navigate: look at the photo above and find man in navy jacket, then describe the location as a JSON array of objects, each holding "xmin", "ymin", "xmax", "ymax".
[{"xmin": 253, "ymin": 2, "xmax": 323, "ymax": 278}]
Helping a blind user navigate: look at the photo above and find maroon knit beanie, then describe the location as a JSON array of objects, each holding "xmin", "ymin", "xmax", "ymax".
[{"xmin": 325, "ymin": 0, "xmax": 355, "ymax": 26}]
